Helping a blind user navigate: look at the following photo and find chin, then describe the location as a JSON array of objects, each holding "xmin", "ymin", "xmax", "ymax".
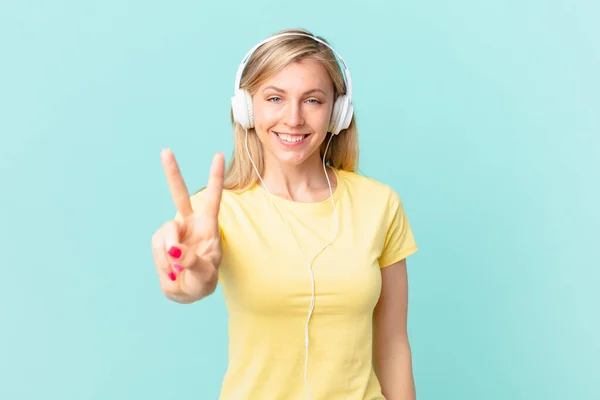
[
  {"xmin": 270, "ymin": 148, "xmax": 311, "ymax": 166},
  {"xmin": 275, "ymin": 154, "xmax": 311, "ymax": 166}
]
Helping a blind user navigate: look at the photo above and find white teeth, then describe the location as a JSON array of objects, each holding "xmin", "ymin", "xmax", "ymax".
[{"xmin": 276, "ymin": 133, "xmax": 305, "ymax": 143}]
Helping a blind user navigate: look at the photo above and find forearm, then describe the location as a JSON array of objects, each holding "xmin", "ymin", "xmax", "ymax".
[{"xmin": 373, "ymin": 338, "xmax": 416, "ymax": 400}]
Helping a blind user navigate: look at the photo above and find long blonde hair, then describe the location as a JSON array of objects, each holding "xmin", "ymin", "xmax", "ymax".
[{"xmin": 223, "ymin": 28, "xmax": 359, "ymax": 192}]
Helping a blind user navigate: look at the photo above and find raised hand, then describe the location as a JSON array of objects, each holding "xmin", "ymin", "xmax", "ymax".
[{"xmin": 151, "ymin": 148, "xmax": 225, "ymax": 303}]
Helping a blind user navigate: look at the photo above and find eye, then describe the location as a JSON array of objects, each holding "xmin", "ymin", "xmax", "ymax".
[
  {"xmin": 267, "ymin": 96, "xmax": 282, "ymax": 103},
  {"xmin": 307, "ymin": 99, "xmax": 322, "ymax": 104}
]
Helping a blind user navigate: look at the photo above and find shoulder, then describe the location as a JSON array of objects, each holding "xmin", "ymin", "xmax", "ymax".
[
  {"xmin": 336, "ymin": 169, "xmax": 401, "ymax": 204},
  {"xmin": 190, "ymin": 181, "xmax": 253, "ymax": 199},
  {"xmin": 188, "ymin": 185, "xmax": 256, "ymax": 218}
]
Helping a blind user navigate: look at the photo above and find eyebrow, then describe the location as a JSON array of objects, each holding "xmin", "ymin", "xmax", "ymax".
[{"xmin": 262, "ymin": 85, "xmax": 327, "ymax": 96}]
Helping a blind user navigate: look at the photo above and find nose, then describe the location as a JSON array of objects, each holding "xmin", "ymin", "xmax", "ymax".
[{"xmin": 284, "ymin": 100, "xmax": 304, "ymax": 127}]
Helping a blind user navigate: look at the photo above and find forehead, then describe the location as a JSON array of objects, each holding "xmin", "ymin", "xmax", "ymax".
[{"xmin": 260, "ymin": 58, "xmax": 333, "ymax": 92}]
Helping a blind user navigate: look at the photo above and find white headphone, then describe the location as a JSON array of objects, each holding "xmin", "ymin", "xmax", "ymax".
[{"xmin": 231, "ymin": 32, "xmax": 354, "ymax": 135}]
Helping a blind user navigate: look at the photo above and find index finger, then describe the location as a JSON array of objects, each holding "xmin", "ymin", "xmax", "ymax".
[
  {"xmin": 203, "ymin": 152, "xmax": 225, "ymax": 218},
  {"xmin": 161, "ymin": 148, "xmax": 194, "ymax": 218}
]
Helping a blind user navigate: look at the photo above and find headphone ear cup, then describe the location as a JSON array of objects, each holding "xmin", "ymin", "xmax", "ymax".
[
  {"xmin": 340, "ymin": 100, "xmax": 353, "ymax": 132},
  {"xmin": 329, "ymin": 95, "xmax": 353, "ymax": 135},
  {"xmin": 245, "ymin": 90, "xmax": 254, "ymax": 128},
  {"xmin": 329, "ymin": 96, "xmax": 343, "ymax": 135},
  {"xmin": 231, "ymin": 89, "xmax": 254, "ymax": 129}
]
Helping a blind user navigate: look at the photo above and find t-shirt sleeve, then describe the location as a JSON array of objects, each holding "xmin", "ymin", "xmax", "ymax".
[{"xmin": 378, "ymin": 189, "xmax": 418, "ymax": 268}]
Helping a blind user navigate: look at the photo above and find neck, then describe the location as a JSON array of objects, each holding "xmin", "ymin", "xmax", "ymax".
[{"xmin": 261, "ymin": 153, "xmax": 336, "ymax": 203}]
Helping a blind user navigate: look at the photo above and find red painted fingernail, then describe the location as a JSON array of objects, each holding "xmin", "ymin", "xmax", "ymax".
[
  {"xmin": 173, "ymin": 263, "xmax": 183, "ymax": 273},
  {"xmin": 168, "ymin": 272, "xmax": 176, "ymax": 281},
  {"xmin": 168, "ymin": 246, "xmax": 182, "ymax": 259}
]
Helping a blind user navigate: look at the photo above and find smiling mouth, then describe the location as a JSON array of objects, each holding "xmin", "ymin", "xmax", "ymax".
[{"xmin": 274, "ymin": 132, "xmax": 310, "ymax": 144}]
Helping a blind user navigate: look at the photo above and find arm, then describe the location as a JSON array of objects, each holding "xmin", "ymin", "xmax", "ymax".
[{"xmin": 373, "ymin": 258, "xmax": 416, "ymax": 400}]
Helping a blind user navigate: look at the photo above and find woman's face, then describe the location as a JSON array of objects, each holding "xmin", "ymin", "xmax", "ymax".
[{"xmin": 252, "ymin": 58, "xmax": 335, "ymax": 168}]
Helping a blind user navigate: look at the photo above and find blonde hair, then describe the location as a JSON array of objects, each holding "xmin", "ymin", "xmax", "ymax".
[{"xmin": 223, "ymin": 28, "xmax": 359, "ymax": 192}]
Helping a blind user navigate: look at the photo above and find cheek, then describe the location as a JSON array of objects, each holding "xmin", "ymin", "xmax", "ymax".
[
  {"xmin": 314, "ymin": 107, "xmax": 333, "ymax": 130},
  {"xmin": 252, "ymin": 104, "xmax": 275, "ymax": 141},
  {"xmin": 253, "ymin": 101, "xmax": 278, "ymax": 125}
]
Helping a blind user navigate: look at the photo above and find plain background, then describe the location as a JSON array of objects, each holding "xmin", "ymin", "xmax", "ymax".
[{"xmin": 1, "ymin": 0, "xmax": 598, "ymax": 399}]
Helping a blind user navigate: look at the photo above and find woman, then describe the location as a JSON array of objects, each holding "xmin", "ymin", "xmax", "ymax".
[{"xmin": 152, "ymin": 28, "xmax": 419, "ymax": 400}]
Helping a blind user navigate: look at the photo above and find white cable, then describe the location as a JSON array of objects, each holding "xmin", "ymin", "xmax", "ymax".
[{"xmin": 244, "ymin": 129, "xmax": 339, "ymax": 399}]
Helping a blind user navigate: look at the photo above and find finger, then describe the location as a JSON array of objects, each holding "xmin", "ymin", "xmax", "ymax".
[
  {"xmin": 152, "ymin": 226, "xmax": 177, "ymax": 281},
  {"xmin": 161, "ymin": 148, "xmax": 194, "ymax": 218},
  {"xmin": 203, "ymin": 152, "xmax": 225, "ymax": 219},
  {"xmin": 163, "ymin": 219, "xmax": 184, "ymax": 256},
  {"xmin": 168, "ymin": 243, "xmax": 198, "ymax": 274},
  {"xmin": 163, "ymin": 220, "xmax": 202, "ymax": 274}
]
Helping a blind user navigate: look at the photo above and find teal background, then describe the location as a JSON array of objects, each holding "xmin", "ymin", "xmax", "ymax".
[{"xmin": 1, "ymin": 0, "xmax": 598, "ymax": 399}]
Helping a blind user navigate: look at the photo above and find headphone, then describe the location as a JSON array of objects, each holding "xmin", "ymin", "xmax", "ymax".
[{"xmin": 231, "ymin": 32, "xmax": 354, "ymax": 135}]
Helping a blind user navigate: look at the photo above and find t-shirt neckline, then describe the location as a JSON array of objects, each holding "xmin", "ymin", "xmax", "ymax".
[{"xmin": 253, "ymin": 167, "xmax": 345, "ymax": 214}]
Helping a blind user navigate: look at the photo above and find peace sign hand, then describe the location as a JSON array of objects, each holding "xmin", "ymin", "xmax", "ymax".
[{"xmin": 152, "ymin": 149, "xmax": 225, "ymax": 303}]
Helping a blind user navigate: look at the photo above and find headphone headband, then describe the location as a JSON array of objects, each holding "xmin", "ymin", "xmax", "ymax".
[{"xmin": 233, "ymin": 32, "xmax": 352, "ymax": 101}]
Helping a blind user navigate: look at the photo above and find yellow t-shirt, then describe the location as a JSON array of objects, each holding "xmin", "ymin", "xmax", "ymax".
[{"xmin": 189, "ymin": 168, "xmax": 418, "ymax": 400}]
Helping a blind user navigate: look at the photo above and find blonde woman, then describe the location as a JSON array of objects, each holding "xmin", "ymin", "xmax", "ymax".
[{"xmin": 152, "ymin": 28, "xmax": 419, "ymax": 400}]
